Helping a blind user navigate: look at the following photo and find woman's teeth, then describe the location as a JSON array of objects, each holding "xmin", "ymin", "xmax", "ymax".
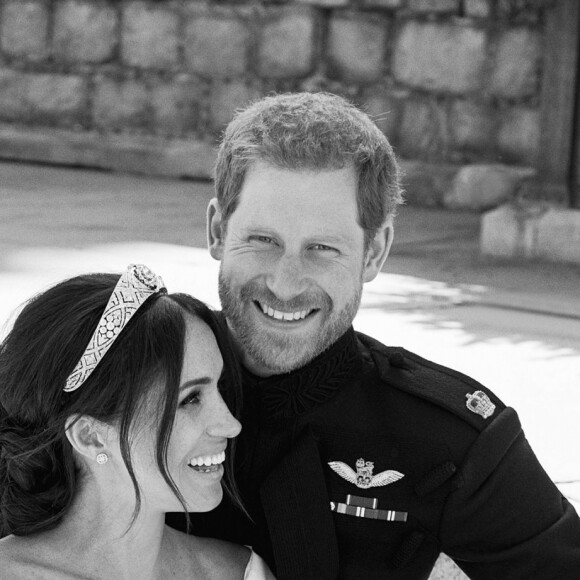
[
  {"xmin": 260, "ymin": 303, "xmax": 310, "ymax": 321},
  {"xmin": 188, "ymin": 451, "xmax": 225, "ymax": 472}
]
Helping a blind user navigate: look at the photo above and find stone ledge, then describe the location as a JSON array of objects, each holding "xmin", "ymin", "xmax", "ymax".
[
  {"xmin": 481, "ymin": 203, "xmax": 580, "ymax": 265},
  {"xmin": 0, "ymin": 126, "xmax": 461, "ymax": 203},
  {"xmin": 0, "ymin": 126, "xmax": 216, "ymax": 179}
]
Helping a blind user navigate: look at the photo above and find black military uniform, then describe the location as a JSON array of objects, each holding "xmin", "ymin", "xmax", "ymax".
[{"xmin": 168, "ymin": 328, "xmax": 580, "ymax": 579}]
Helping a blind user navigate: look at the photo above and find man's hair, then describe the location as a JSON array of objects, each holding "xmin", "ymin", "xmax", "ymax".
[
  {"xmin": 0, "ymin": 274, "xmax": 243, "ymax": 537},
  {"xmin": 215, "ymin": 92, "xmax": 404, "ymax": 247}
]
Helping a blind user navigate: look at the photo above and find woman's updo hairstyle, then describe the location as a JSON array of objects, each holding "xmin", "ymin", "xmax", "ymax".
[{"xmin": 0, "ymin": 272, "xmax": 242, "ymax": 537}]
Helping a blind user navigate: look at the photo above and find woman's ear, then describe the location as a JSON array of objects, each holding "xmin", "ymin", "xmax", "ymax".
[
  {"xmin": 207, "ymin": 198, "xmax": 225, "ymax": 261},
  {"xmin": 362, "ymin": 222, "xmax": 394, "ymax": 283},
  {"xmin": 65, "ymin": 414, "xmax": 109, "ymax": 463}
]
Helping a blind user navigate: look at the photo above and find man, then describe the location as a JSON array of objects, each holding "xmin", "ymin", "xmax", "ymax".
[{"xmin": 168, "ymin": 92, "xmax": 580, "ymax": 578}]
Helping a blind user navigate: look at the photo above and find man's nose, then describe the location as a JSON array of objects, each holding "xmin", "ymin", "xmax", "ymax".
[
  {"xmin": 265, "ymin": 253, "xmax": 308, "ymax": 301},
  {"xmin": 206, "ymin": 398, "xmax": 242, "ymax": 439}
]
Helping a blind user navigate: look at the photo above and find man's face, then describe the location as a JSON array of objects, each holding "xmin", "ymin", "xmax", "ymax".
[{"xmin": 209, "ymin": 160, "xmax": 389, "ymax": 376}]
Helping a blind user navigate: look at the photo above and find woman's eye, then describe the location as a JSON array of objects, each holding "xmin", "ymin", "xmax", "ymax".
[{"xmin": 179, "ymin": 390, "xmax": 201, "ymax": 407}]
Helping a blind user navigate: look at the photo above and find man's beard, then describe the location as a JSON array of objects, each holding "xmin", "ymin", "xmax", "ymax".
[{"xmin": 218, "ymin": 268, "xmax": 362, "ymax": 375}]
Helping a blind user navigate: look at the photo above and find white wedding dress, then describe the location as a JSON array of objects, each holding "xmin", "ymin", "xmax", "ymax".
[{"xmin": 244, "ymin": 550, "xmax": 277, "ymax": 579}]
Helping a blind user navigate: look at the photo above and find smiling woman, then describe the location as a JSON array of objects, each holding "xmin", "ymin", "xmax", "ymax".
[{"xmin": 0, "ymin": 265, "xmax": 275, "ymax": 579}]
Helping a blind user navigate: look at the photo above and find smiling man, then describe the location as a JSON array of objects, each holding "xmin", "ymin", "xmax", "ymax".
[
  {"xmin": 168, "ymin": 92, "xmax": 580, "ymax": 579},
  {"xmin": 211, "ymin": 162, "xmax": 373, "ymax": 376}
]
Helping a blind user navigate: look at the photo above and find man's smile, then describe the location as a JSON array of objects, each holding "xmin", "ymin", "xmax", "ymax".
[{"xmin": 254, "ymin": 300, "xmax": 318, "ymax": 322}]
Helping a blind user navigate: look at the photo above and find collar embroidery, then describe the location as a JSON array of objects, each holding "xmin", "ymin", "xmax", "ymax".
[{"xmin": 242, "ymin": 328, "xmax": 361, "ymax": 419}]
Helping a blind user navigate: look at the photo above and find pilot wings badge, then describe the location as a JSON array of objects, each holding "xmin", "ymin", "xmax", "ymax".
[{"xmin": 328, "ymin": 458, "xmax": 404, "ymax": 489}]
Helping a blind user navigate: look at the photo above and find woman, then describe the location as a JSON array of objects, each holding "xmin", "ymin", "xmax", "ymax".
[{"xmin": 0, "ymin": 264, "xmax": 275, "ymax": 579}]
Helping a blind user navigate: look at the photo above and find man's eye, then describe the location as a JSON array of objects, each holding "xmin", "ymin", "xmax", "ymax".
[
  {"xmin": 253, "ymin": 236, "xmax": 274, "ymax": 244},
  {"xmin": 179, "ymin": 390, "xmax": 201, "ymax": 407},
  {"xmin": 312, "ymin": 244, "xmax": 337, "ymax": 253}
]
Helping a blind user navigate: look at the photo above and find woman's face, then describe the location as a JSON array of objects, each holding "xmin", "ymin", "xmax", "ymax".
[{"xmin": 124, "ymin": 315, "xmax": 241, "ymax": 514}]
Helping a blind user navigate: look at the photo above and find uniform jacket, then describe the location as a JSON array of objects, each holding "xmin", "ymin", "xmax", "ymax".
[{"xmin": 168, "ymin": 328, "xmax": 580, "ymax": 579}]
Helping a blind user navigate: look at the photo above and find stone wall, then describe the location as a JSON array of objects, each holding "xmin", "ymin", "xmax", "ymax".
[{"xmin": 0, "ymin": 0, "xmax": 546, "ymax": 196}]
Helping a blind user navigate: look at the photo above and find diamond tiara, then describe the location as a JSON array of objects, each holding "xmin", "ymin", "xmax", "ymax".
[{"xmin": 63, "ymin": 264, "xmax": 166, "ymax": 393}]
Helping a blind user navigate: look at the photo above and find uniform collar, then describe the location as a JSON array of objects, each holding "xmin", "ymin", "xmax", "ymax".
[{"xmin": 242, "ymin": 327, "xmax": 361, "ymax": 419}]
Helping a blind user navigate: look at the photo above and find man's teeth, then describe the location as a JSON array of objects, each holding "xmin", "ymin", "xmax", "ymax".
[
  {"xmin": 188, "ymin": 450, "xmax": 225, "ymax": 467},
  {"xmin": 260, "ymin": 303, "xmax": 309, "ymax": 321}
]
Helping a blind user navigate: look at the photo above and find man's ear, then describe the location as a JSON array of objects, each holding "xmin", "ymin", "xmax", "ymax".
[
  {"xmin": 65, "ymin": 414, "xmax": 109, "ymax": 463},
  {"xmin": 362, "ymin": 222, "xmax": 394, "ymax": 283},
  {"xmin": 207, "ymin": 198, "xmax": 225, "ymax": 261}
]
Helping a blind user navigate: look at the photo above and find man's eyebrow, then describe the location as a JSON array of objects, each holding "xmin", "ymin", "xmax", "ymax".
[
  {"xmin": 244, "ymin": 226, "xmax": 278, "ymax": 235},
  {"xmin": 179, "ymin": 377, "xmax": 212, "ymax": 392},
  {"xmin": 245, "ymin": 227, "xmax": 350, "ymax": 244},
  {"xmin": 312, "ymin": 234, "xmax": 350, "ymax": 243}
]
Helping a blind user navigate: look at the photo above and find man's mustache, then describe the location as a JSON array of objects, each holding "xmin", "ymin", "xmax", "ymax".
[{"xmin": 239, "ymin": 282, "xmax": 332, "ymax": 312}]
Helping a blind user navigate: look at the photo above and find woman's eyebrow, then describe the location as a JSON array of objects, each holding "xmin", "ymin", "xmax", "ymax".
[{"xmin": 179, "ymin": 377, "xmax": 212, "ymax": 392}]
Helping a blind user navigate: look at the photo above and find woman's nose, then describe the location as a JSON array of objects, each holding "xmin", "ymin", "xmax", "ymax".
[{"xmin": 207, "ymin": 399, "xmax": 242, "ymax": 439}]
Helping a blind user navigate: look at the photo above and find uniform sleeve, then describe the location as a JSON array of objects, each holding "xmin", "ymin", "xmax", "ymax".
[{"xmin": 440, "ymin": 407, "xmax": 580, "ymax": 578}]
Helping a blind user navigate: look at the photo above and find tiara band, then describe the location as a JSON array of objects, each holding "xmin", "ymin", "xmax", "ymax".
[{"xmin": 64, "ymin": 264, "xmax": 166, "ymax": 392}]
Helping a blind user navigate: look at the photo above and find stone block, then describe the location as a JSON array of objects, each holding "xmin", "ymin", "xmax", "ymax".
[
  {"xmin": 481, "ymin": 204, "xmax": 580, "ymax": 264},
  {"xmin": 257, "ymin": 7, "xmax": 316, "ymax": 79},
  {"xmin": 209, "ymin": 81, "xmax": 259, "ymax": 129},
  {"xmin": 0, "ymin": 0, "xmax": 49, "ymax": 61},
  {"xmin": 0, "ymin": 69, "xmax": 87, "ymax": 125},
  {"xmin": 122, "ymin": 2, "xmax": 179, "ymax": 69},
  {"xmin": 537, "ymin": 208, "xmax": 580, "ymax": 264},
  {"xmin": 150, "ymin": 76, "xmax": 205, "ymax": 137},
  {"xmin": 93, "ymin": 76, "xmax": 149, "ymax": 132},
  {"xmin": 327, "ymin": 13, "xmax": 388, "ymax": 83},
  {"xmin": 393, "ymin": 21, "xmax": 486, "ymax": 93},
  {"xmin": 464, "ymin": 0, "xmax": 491, "ymax": 18},
  {"xmin": 360, "ymin": 87, "xmax": 401, "ymax": 140},
  {"xmin": 53, "ymin": 0, "xmax": 117, "ymax": 64},
  {"xmin": 497, "ymin": 107, "xmax": 540, "ymax": 165},
  {"xmin": 399, "ymin": 98, "xmax": 449, "ymax": 160},
  {"xmin": 399, "ymin": 159, "xmax": 459, "ymax": 207},
  {"xmin": 184, "ymin": 15, "xmax": 249, "ymax": 78},
  {"xmin": 449, "ymin": 99, "xmax": 494, "ymax": 154},
  {"xmin": 26, "ymin": 74, "xmax": 87, "ymax": 124},
  {"xmin": 496, "ymin": 0, "xmax": 541, "ymax": 23},
  {"xmin": 150, "ymin": 80, "xmax": 185, "ymax": 137},
  {"xmin": 0, "ymin": 69, "xmax": 29, "ymax": 121},
  {"xmin": 407, "ymin": 0, "xmax": 460, "ymax": 12},
  {"xmin": 490, "ymin": 28, "xmax": 541, "ymax": 99},
  {"xmin": 481, "ymin": 204, "xmax": 522, "ymax": 257},
  {"xmin": 444, "ymin": 163, "xmax": 535, "ymax": 210}
]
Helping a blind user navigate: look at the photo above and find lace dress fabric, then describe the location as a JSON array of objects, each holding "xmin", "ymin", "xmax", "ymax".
[{"xmin": 244, "ymin": 549, "xmax": 276, "ymax": 579}]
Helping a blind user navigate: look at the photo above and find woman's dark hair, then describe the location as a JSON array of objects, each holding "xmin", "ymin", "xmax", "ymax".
[{"xmin": 0, "ymin": 272, "xmax": 243, "ymax": 537}]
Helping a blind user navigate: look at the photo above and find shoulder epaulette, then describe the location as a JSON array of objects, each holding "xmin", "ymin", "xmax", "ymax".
[{"xmin": 356, "ymin": 331, "xmax": 506, "ymax": 431}]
